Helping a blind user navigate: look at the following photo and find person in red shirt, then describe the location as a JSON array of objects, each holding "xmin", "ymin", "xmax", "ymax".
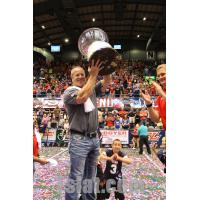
[
  {"xmin": 150, "ymin": 84, "xmax": 156, "ymax": 96},
  {"xmin": 105, "ymin": 112, "xmax": 115, "ymax": 129},
  {"xmin": 33, "ymin": 88, "xmax": 37, "ymax": 97},
  {"xmin": 141, "ymin": 64, "xmax": 166, "ymax": 130},
  {"xmin": 33, "ymin": 121, "xmax": 49, "ymax": 174}
]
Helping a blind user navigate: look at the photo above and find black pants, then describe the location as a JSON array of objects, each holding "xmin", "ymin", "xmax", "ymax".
[{"xmin": 139, "ymin": 135, "xmax": 151, "ymax": 154}]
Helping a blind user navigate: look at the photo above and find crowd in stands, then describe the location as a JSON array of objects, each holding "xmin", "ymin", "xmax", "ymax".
[{"xmin": 33, "ymin": 58, "xmax": 165, "ymax": 98}]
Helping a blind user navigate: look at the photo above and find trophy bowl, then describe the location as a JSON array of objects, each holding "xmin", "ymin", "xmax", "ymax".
[{"xmin": 78, "ymin": 27, "xmax": 122, "ymax": 75}]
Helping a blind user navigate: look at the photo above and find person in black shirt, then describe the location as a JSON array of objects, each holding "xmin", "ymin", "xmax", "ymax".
[
  {"xmin": 114, "ymin": 85, "xmax": 121, "ymax": 98},
  {"xmin": 127, "ymin": 108, "xmax": 136, "ymax": 129},
  {"xmin": 135, "ymin": 110, "xmax": 141, "ymax": 125},
  {"xmin": 99, "ymin": 139, "xmax": 132, "ymax": 200},
  {"xmin": 105, "ymin": 87, "xmax": 110, "ymax": 97}
]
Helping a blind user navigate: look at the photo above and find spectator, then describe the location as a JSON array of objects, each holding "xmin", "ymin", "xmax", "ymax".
[
  {"xmin": 139, "ymin": 107, "xmax": 148, "ymax": 125},
  {"xmin": 53, "ymin": 105, "xmax": 61, "ymax": 122},
  {"xmin": 121, "ymin": 114, "xmax": 130, "ymax": 129},
  {"xmin": 33, "ymin": 112, "xmax": 37, "ymax": 122},
  {"xmin": 141, "ymin": 64, "xmax": 166, "ymax": 130},
  {"xmin": 128, "ymin": 88, "xmax": 134, "ymax": 97},
  {"xmin": 47, "ymin": 116, "xmax": 52, "ymax": 129},
  {"xmin": 138, "ymin": 123, "xmax": 151, "ymax": 155},
  {"xmin": 46, "ymin": 87, "xmax": 52, "ymax": 98},
  {"xmin": 105, "ymin": 112, "xmax": 115, "ymax": 129},
  {"xmin": 147, "ymin": 123, "xmax": 155, "ymax": 132},
  {"xmin": 118, "ymin": 107, "xmax": 128, "ymax": 119},
  {"xmin": 63, "ymin": 118, "xmax": 69, "ymax": 132},
  {"xmin": 51, "ymin": 114, "xmax": 58, "ymax": 128},
  {"xmin": 131, "ymin": 123, "xmax": 140, "ymax": 149},
  {"xmin": 114, "ymin": 116, "xmax": 122, "ymax": 129},
  {"xmin": 114, "ymin": 85, "xmax": 121, "ymax": 97},
  {"xmin": 103, "ymin": 107, "xmax": 109, "ymax": 119},
  {"xmin": 55, "ymin": 85, "xmax": 61, "ymax": 97},
  {"xmin": 58, "ymin": 114, "xmax": 65, "ymax": 128},
  {"xmin": 98, "ymin": 110, "xmax": 105, "ymax": 129},
  {"xmin": 37, "ymin": 106, "xmax": 44, "ymax": 126},
  {"xmin": 111, "ymin": 109, "xmax": 119, "ymax": 118},
  {"xmin": 128, "ymin": 108, "xmax": 136, "ymax": 129},
  {"xmin": 133, "ymin": 80, "xmax": 140, "ymax": 98},
  {"xmin": 156, "ymin": 119, "xmax": 163, "ymax": 130},
  {"xmin": 104, "ymin": 86, "xmax": 110, "ymax": 97},
  {"xmin": 33, "ymin": 87, "xmax": 37, "ymax": 97},
  {"xmin": 41, "ymin": 113, "xmax": 49, "ymax": 133},
  {"xmin": 135, "ymin": 110, "xmax": 141, "ymax": 125},
  {"xmin": 33, "ymin": 121, "xmax": 49, "ymax": 175}
]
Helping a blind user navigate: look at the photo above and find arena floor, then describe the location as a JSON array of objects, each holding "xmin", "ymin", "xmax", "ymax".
[{"xmin": 33, "ymin": 147, "xmax": 166, "ymax": 200}]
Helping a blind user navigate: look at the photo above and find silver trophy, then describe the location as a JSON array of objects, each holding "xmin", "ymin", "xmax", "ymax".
[{"xmin": 78, "ymin": 27, "xmax": 122, "ymax": 75}]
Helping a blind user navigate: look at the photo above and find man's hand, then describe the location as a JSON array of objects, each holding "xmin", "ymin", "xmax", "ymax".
[
  {"xmin": 140, "ymin": 90, "xmax": 152, "ymax": 105},
  {"xmin": 39, "ymin": 158, "xmax": 49, "ymax": 165},
  {"xmin": 88, "ymin": 59, "xmax": 103, "ymax": 77},
  {"xmin": 75, "ymin": 59, "xmax": 103, "ymax": 104}
]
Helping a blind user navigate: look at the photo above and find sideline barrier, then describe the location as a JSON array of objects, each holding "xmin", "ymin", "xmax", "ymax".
[
  {"xmin": 33, "ymin": 97, "xmax": 157, "ymax": 109},
  {"xmin": 41, "ymin": 128, "xmax": 165, "ymax": 147}
]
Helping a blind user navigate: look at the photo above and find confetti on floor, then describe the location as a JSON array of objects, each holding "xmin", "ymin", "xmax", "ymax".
[{"xmin": 33, "ymin": 147, "xmax": 166, "ymax": 200}]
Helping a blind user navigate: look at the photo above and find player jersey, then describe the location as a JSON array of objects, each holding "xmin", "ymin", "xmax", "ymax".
[
  {"xmin": 155, "ymin": 96, "xmax": 166, "ymax": 130},
  {"xmin": 104, "ymin": 149, "xmax": 126, "ymax": 180}
]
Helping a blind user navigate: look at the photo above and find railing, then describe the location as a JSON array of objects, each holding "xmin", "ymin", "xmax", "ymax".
[{"xmin": 33, "ymin": 93, "xmax": 158, "ymax": 98}]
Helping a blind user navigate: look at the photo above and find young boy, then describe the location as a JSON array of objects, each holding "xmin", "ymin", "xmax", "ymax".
[{"xmin": 99, "ymin": 139, "xmax": 132, "ymax": 200}]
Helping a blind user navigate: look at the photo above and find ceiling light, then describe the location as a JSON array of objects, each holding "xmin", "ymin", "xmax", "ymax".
[
  {"xmin": 143, "ymin": 17, "xmax": 146, "ymax": 21},
  {"xmin": 41, "ymin": 25, "xmax": 45, "ymax": 29},
  {"xmin": 65, "ymin": 38, "xmax": 69, "ymax": 43},
  {"xmin": 137, "ymin": 35, "xmax": 140, "ymax": 38},
  {"xmin": 92, "ymin": 18, "xmax": 95, "ymax": 22},
  {"xmin": 48, "ymin": 42, "xmax": 51, "ymax": 46}
]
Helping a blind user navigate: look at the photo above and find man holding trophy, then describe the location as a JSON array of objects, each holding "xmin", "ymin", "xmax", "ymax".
[{"xmin": 63, "ymin": 28, "xmax": 122, "ymax": 200}]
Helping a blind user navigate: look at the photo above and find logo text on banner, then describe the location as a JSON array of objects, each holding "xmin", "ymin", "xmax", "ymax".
[
  {"xmin": 42, "ymin": 128, "xmax": 57, "ymax": 143},
  {"xmin": 100, "ymin": 129, "xmax": 129, "ymax": 144},
  {"xmin": 34, "ymin": 97, "xmax": 157, "ymax": 109},
  {"xmin": 148, "ymin": 130, "xmax": 165, "ymax": 146}
]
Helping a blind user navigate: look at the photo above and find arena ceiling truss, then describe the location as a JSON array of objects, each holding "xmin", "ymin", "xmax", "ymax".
[{"xmin": 33, "ymin": 0, "xmax": 166, "ymax": 50}]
